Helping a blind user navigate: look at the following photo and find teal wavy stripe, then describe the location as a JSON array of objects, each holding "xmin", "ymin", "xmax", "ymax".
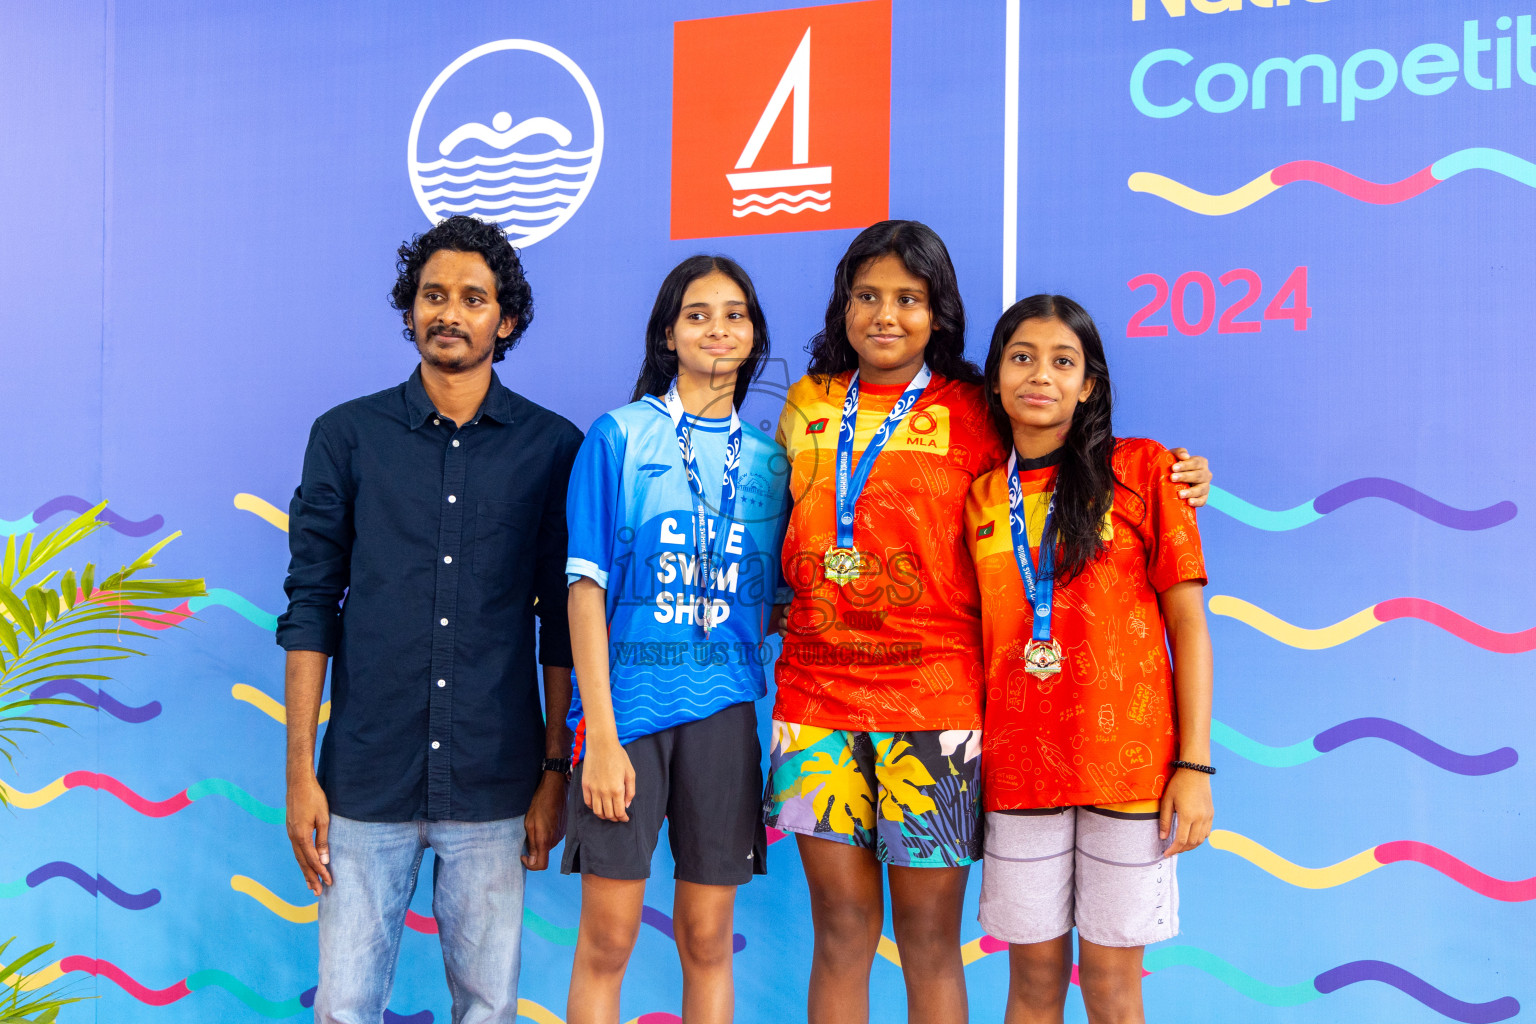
[
  {"xmin": 185, "ymin": 970, "xmax": 304, "ymax": 1017},
  {"xmin": 0, "ymin": 879, "xmax": 29, "ymax": 898},
  {"xmin": 1431, "ymin": 147, "xmax": 1536, "ymax": 187},
  {"xmin": 523, "ymin": 908, "xmax": 579, "ymax": 945},
  {"xmin": 1205, "ymin": 487, "xmax": 1322, "ymax": 532},
  {"xmin": 0, "ymin": 515, "xmax": 37, "ymax": 537},
  {"xmin": 1211, "ymin": 720, "xmax": 1319, "ymax": 767},
  {"xmin": 1145, "ymin": 946, "xmax": 1320, "ymax": 1006},
  {"xmin": 187, "ymin": 779, "xmax": 285, "ymax": 824},
  {"xmin": 190, "ymin": 589, "xmax": 279, "ymax": 631}
]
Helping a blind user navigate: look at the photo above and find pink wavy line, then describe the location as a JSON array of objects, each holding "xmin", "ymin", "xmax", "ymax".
[
  {"xmin": 405, "ymin": 910, "xmax": 437, "ymax": 934},
  {"xmin": 1373, "ymin": 598, "xmax": 1536, "ymax": 653},
  {"xmin": 60, "ymin": 956, "xmax": 190, "ymax": 1005},
  {"xmin": 63, "ymin": 771, "xmax": 192, "ymax": 816},
  {"xmin": 1270, "ymin": 161, "xmax": 1440, "ymax": 204},
  {"xmin": 1375, "ymin": 841, "xmax": 1536, "ymax": 902}
]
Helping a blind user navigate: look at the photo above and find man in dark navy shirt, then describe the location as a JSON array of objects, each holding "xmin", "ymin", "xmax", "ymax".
[{"xmin": 277, "ymin": 215, "xmax": 582, "ymax": 1023}]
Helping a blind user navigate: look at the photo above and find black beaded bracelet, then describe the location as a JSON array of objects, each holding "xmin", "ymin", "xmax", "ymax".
[{"xmin": 1170, "ymin": 760, "xmax": 1216, "ymax": 775}]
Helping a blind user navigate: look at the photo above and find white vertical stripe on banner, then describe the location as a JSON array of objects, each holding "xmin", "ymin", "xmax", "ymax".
[{"xmin": 1002, "ymin": 0, "xmax": 1020, "ymax": 310}]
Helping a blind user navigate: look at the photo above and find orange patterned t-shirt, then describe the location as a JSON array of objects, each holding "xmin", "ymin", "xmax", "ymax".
[
  {"xmin": 964, "ymin": 438, "xmax": 1206, "ymax": 810},
  {"xmin": 773, "ymin": 372, "xmax": 1008, "ymax": 732}
]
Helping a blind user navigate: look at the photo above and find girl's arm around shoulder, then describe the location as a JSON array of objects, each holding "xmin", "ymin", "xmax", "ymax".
[{"xmin": 1157, "ymin": 579, "xmax": 1214, "ymax": 856}]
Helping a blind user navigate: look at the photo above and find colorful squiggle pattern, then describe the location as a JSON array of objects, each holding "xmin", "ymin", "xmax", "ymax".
[
  {"xmin": 122, "ymin": 588, "xmax": 278, "ymax": 633},
  {"xmin": 1212, "ymin": 830, "xmax": 1536, "ymax": 901},
  {"xmin": 0, "ymin": 862, "xmax": 159, "ymax": 909},
  {"xmin": 232, "ymin": 683, "xmax": 330, "ymax": 725},
  {"xmin": 1212, "ymin": 718, "xmax": 1517, "ymax": 775},
  {"xmin": 10, "ymin": 957, "xmax": 430, "ymax": 1021},
  {"xmin": 1206, "ymin": 481, "xmax": 1516, "ymax": 532},
  {"xmin": 0, "ymin": 496, "xmax": 164, "ymax": 537},
  {"xmin": 231, "ymin": 875, "xmax": 742, "ymax": 949},
  {"xmin": 235, "ymin": 492, "xmax": 290, "ymax": 532},
  {"xmin": 1129, "ymin": 147, "xmax": 1536, "ymax": 215},
  {"xmin": 0, "ymin": 772, "xmax": 282, "ymax": 823},
  {"xmin": 1209, "ymin": 595, "xmax": 1536, "ymax": 652},
  {"xmin": 28, "ymin": 678, "xmax": 162, "ymax": 723}
]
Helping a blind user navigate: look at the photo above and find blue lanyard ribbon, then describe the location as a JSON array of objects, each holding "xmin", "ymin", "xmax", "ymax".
[
  {"xmin": 1007, "ymin": 449, "xmax": 1056, "ymax": 643},
  {"xmin": 664, "ymin": 382, "xmax": 741, "ymax": 633},
  {"xmin": 834, "ymin": 366, "xmax": 933, "ymax": 549}
]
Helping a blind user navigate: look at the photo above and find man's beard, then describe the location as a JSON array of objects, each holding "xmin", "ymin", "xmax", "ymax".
[{"xmin": 417, "ymin": 329, "xmax": 491, "ymax": 372}]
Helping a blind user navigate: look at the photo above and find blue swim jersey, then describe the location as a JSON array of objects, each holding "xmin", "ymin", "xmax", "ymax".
[{"xmin": 565, "ymin": 395, "xmax": 791, "ymax": 748}]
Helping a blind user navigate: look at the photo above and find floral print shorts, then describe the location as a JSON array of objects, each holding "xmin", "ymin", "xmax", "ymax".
[{"xmin": 763, "ymin": 721, "xmax": 982, "ymax": 867}]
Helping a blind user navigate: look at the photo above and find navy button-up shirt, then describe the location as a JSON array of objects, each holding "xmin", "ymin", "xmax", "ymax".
[{"xmin": 277, "ymin": 367, "xmax": 582, "ymax": 822}]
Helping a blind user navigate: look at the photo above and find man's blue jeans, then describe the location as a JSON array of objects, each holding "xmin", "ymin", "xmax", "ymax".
[{"xmin": 315, "ymin": 814, "xmax": 527, "ymax": 1024}]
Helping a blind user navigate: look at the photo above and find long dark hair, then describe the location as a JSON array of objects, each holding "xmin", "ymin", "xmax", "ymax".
[
  {"xmin": 983, "ymin": 294, "xmax": 1126, "ymax": 584},
  {"xmin": 805, "ymin": 220, "xmax": 981, "ymax": 385},
  {"xmin": 630, "ymin": 255, "xmax": 770, "ymax": 410}
]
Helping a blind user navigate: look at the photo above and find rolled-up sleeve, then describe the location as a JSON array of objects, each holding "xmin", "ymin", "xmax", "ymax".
[
  {"xmin": 534, "ymin": 426, "xmax": 582, "ymax": 667},
  {"xmin": 276, "ymin": 419, "xmax": 354, "ymax": 654}
]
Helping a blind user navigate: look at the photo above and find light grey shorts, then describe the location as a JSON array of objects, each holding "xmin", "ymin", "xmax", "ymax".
[{"xmin": 979, "ymin": 806, "xmax": 1179, "ymax": 948}]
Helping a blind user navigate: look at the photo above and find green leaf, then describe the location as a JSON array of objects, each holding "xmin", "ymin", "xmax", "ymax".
[
  {"xmin": 43, "ymin": 590, "xmax": 60, "ymax": 625},
  {"xmin": 24, "ymin": 588, "xmax": 48, "ymax": 629},
  {"xmin": 59, "ymin": 571, "xmax": 76, "ymax": 609},
  {"xmin": 0, "ymin": 589, "xmax": 35, "ymax": 638},
  {"xmin": 0, "ymin": 617, "xmax": 16, "ymax": 659},
  {"xmin": 79, "ymin": 564, "xmax": 94, "ymax": 599}
]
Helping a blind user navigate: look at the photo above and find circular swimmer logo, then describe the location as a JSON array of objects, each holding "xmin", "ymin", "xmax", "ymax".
[{"xmin": 409, "ymin": 40, "xmax": 604, "ymax": 248}]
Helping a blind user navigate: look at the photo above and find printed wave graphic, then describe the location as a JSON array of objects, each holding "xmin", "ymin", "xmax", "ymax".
[
  {"xmin": 0, "ymin": 771, "xmax": 282, "ymax": 823},
  {"xmin": 10, "ymin": 957, "xmax": 431, "ymax": 1020},
  {"xmin": 232, "ymin": 683, "xmax": 330, "ymax": 725},
  {"xmin": 232, "ymin": 874, "xmax": 743, "ymax": 950},
  {"xmin": 1206, "ymin": 480, "xmax": 1516, "ymax": 532},
  {"xmin": 1209, "ymin": 595, "xmax": 1536, "ymax": 652},
  {"xmin": 1211, "ymin": 830, "xmax": 1536, "ymax": 902},
  {"xmin": 0, "ymin": 862, "xmax": 160, "ymax": 909},
  {"xmin": 1129, "ymin": 147, "xmax": 1536, "ymax": 215},
  {"xmin": 117, "ymin": 587, "xmax": 279, "ymax": 633},
  {"xmin": 1, "ymin": 495, "xmax": 163, "ymax": 537},
  {"xmin": 235, "ymin": 492, "xmax": 289, "ymax": 531},
  {"xmin": 1212, "ymin": 717, "xmax": 1517, "ymax": 775},
  {"xmin": 413, "ymin": 148, "xmax": 596, "ymax": 243},
  {"xmin": 733, "ymin": 200, "xmax": 832, "ymax": 218},
  {"xmin": 28, "ymin": 678, "xmax": 162, "ymax": 723}
]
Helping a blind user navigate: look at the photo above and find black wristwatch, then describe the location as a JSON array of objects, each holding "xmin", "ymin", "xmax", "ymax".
[{"xmin": 542, "ymin": 757, "xmax": 572, "ymax": 779}]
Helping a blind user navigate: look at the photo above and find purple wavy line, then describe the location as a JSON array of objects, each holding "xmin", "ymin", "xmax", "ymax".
[
  {"xmin": 1314, "ymin": 961, "xmax": 1520, "ymax": 1023},
  {"xmin": 1312, "ymin": 479, "xmax": 1516, "ymax": 531},
  {"xmin": 298, "ymin": 987, "xmax": 432, "ymax": 1022},
  {"xmin": 1313, "ymin": 718, "xmax": 1517, "ymax": 776},
  {"xmin": 25, "ymin": 861, "xmax": 161, "ymax": 910},
  {"xmin": 32, "ymin": 679, "xmax": 162, "ymax": 724},
  {"xmin": 640, "ymin": 905, "xmax": 747, "ymax": 953},
  {"xmin": 31, "ymin": 495, "xmax": 165, "ymax": 537}
]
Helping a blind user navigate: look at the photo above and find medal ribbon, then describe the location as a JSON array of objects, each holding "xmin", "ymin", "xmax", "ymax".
[
  {"xmin": 1006, "ymin": 449, "xmax": 1056, "ymax": 644},
  {"xmin": 834, "ymin": 366, "xmax": 933, "ymax": 549},
  {"xmin": 664, "ymin": 382, "xmax": 741, "ymax": 633}
]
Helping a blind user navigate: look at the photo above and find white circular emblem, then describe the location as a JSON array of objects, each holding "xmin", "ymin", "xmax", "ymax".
[{"xmin": 409, "ymin": 39, "xmax": 604, "ymax": 248}]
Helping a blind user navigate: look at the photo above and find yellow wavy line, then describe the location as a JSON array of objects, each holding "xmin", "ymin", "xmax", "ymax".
[
  {"xmin": 1210, "ymin": 829, "xmax": 1382, "ymax": 888},
  {"xmin": 1208, "ymin": 595, "xmax": 1382, "ymax": 650},
  {"xmin": 874, "ymin": 934, "xmax": 993, "ymax": 967},
  {"xmin": 961, "ymin": 937, "xmax": 993, "ymax": 965},
  {"xmin": 1128, "ymin": 170, "xmax": 1279, "ymax": 215},
  {"xmin": 0, "ymin": 958, "xmax": 66, "ymax": 992},
  {"xmin": 231, "ymin": 684, "xmax": 330, "ymax": 725},
  {"xmin": 230, "ymin": 875, "xmax": 317, "ymax": 923},
  {"xmin": 234, "ymin": 493, "xmax": 289, "ymax": 533},
  {"xmin": 521, "ymin": 1000, "xmax": 567, "ymax": 1024},
  {"xmin": 876, "ymin": 935, "xmax": 901, "ymax": 966},
  {"xmin": 0, "ymin": 777, "xmax": 70, "ymax": 809}
]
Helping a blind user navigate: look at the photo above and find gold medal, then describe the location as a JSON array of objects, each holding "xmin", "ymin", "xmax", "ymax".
[
  {"xmin": 1022, "ymin": 638, "xmax": 1063, "ymax": 679},
  {"xmin": 822, "ymin": 545, "xmax": 864, "ymax": 586}
]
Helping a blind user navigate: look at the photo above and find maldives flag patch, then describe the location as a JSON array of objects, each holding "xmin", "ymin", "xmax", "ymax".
[
  {"xmin": 806, "ymin": 418, "xmax": 829, "ymax": 434},
  {"xmin": 976, "ymin": 522, "xmax": 995, "ymax": 539}
]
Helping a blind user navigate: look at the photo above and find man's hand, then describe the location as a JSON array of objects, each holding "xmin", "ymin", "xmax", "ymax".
[
  {"xmin": 1169, "ymin": 448, "xmax": 1212, "ymax": 508},
  {"xmin": 771, "ymin": 602, "xmax": 790, "ymax": 637},
  {"xmin": 522, "ymin": 771, "xmax": 568, "ymax": 870},
  {"xmin": 1159, "ymin": 768, "xmax": 1214, "ymax": 856},
  {"xmin": 582, "ymin": 739, "xmax": 636, "ymax": 822},
  {"xmin": 287, "ymin": 772, "xmax": 332, "ymax": 895}
]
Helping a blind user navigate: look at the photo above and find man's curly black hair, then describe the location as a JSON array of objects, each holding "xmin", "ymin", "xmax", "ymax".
[{"xmin": 389, "ymin": 215, "xmax": 534, "ymax": 362}]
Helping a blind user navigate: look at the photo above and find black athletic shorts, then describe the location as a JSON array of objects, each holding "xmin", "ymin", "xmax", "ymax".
[{"xmin": 561, "ymin": 699, "xmax": 769, "ymax": 886}]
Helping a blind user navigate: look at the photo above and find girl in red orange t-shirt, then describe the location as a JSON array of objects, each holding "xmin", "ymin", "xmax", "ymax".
[
  {"xmin": 965, "ymin": 294, "xmax": 1215, "ymax": 1024},
  {"xmin": 764, "ymin": 222, "xmax": 1213, "ymax": 1024}
]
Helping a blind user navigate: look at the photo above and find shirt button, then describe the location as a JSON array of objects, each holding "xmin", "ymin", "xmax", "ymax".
[
  {"xmin": 452, "ymin": 439, "xmax": 460, "ymax": 447},
  {"xmin": 433, "ymin": 418, "xmax": 441, "ymax": 426},
  {"xmin": 447, "ymin": 495, "xmax": 456, "ymax": 503},
  {"xmin": 440, "ymin": 617, "xmax": 449, "ymax": 626},
  {"xmin": 431, "ymin": 741, "xmax": 440, "ymax": 750},
  {"xmin": 437, "ymin": 679, "xmax": 446, "ymax": 687},
  {"xmin": 444, "ymin": 555, "xmax": 452, "ymax": 564}
]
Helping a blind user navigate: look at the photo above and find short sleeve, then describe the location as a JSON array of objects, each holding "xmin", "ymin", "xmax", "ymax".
[
  {"xmin": 1140, "ymin": 444, "xmax": 1208, "ymax": 593},
  {"xmin": 564, "ymin": 415, "xmax": 624, "ymax": 588}
]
